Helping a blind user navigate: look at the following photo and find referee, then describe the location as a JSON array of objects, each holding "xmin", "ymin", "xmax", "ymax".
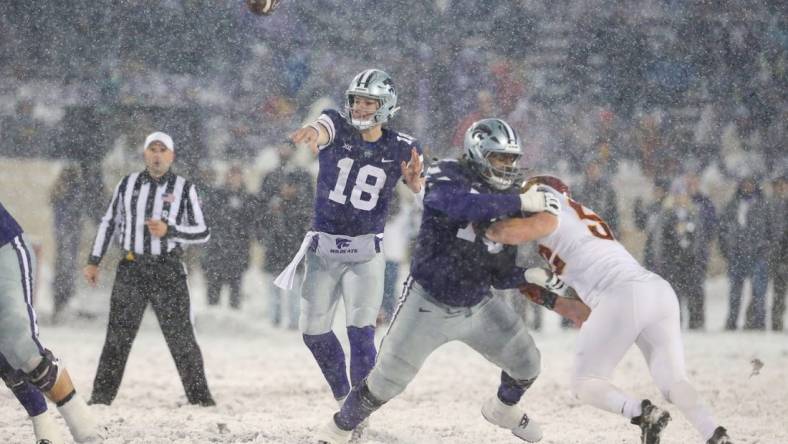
[{"xmin": 83, "ymin": 131, "xmax": 215, "ymax": 406}]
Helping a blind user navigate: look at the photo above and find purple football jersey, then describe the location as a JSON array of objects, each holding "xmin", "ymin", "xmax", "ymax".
[
  {"xmin": 409, "ymin": 159, "xmax": 527, "ymax": 306},
  {"xmin": 0, "ymin": 202, "xmax": 24, "ymax": 248},
  {"xmin": 312, "ymin": 109, "xmax": 422, "ymax": 236}
]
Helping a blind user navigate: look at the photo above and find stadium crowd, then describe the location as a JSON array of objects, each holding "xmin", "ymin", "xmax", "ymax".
[{"xmin": 0, "ymin": 0, "xmax": 785, "ymax": 331}]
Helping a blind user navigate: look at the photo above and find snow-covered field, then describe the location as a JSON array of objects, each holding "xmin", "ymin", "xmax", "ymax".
[{"xmin": 1, "ymin": 274, "xmax": 786, "ymax": 444}]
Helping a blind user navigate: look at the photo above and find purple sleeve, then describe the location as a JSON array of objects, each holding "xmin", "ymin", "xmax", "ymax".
[
  {"xmin": 424, "ymin": 182, "xmax": 521, "ymax": 222},
  {"xmin": 491, "ymin": 265, "xmax": 528, "ymax": 289}
]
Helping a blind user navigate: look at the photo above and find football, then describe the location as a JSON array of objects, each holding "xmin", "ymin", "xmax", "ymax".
[{"xmin": 246, "ymin": 0, "xmax": 280, "ymax": 15}]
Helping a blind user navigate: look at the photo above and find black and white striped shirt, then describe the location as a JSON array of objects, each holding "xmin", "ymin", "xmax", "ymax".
[{"xmin": 88, "ymin": 170, "xmax": 210, "ymax": 265}]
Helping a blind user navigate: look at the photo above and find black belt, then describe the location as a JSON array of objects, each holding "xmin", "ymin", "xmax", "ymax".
[{"xmin": 122, "ymin": 248, "xmax": 182, "ymax": 265}]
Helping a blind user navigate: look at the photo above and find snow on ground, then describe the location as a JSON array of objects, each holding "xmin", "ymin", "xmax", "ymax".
[{"xmin": 1, "ymin": 274, "xmax": 787, "ymax": 444}]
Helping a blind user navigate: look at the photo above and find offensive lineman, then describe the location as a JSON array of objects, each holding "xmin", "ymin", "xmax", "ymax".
[
  {"xmin": 276, "ymin": 69, "xmax": 423, "ymax": 407},
  {"xmin": 0, "ymin": 201, "xmax": 100, "ymax": 443},
  {"xmin": 316, "ymin": 118, "xmax": 569, "ymax": 443},
  {"xmin": 486, "ymin": 176, "xmax": 733, "ymax": 444}
]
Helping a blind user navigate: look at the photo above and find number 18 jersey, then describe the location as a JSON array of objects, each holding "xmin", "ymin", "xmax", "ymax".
[
  {"xmin": 312, "ymin": 109, "xmax": 423, "ymax": 236},
  {"xmin": 536, "ymin": 187, "xmax": 654, "ymax": 308}
]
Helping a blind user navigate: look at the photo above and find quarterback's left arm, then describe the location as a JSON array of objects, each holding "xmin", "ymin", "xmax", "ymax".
[
  {"xmin": 168, "ymin": 183, "xmax": 211, "ymax": 244},
  {"xmin": 485, "ymin": 212, "xmax": 558, "ymax": 245},
  {"xmin": 401, "ymin": 147, "xmax": 424, "ymax": 194}
]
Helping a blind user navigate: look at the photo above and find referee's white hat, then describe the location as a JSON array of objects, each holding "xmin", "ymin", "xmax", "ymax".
[{"xmin": 143, "ymin": 131, "xmax": 174, "ymax": 152}]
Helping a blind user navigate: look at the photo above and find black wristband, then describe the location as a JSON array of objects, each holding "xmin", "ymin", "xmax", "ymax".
[{"xmin": 541, "ymin": 289, "xmax": 557, "ymax": 310}]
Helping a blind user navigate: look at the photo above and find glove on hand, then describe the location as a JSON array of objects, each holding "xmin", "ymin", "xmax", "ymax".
[
  {"xmin": 524, "ymin": 267, "xmax": 569, "ymax": 297},
  {"xmin": 519, "ymin": 186, "xmax": 560, "ymax": 216}
]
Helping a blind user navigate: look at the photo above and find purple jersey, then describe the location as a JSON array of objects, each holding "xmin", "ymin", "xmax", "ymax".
[
  {"xmin": 312, "ymin": 109, "xmax": 422, "ymax": 236},
  {"xmin": 409, "ymin": 159, "xmax": 528, "ymax": 306},
  {"xmin": 0, "ymin": 202, "xmax": 24, "ymax": 248}
]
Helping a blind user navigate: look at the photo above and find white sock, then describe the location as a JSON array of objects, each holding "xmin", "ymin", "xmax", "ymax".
[
  {"xmin": 57, "ymin": 395, "xmax": 99, "ymax": 443},
  {"xmin": 31, "ymin": 410, "xmax": 64, "ymax": 444}
]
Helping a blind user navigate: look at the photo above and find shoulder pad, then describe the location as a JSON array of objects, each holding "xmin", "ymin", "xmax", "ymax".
[{"xmin": 425, "ymin": 158, "xmax": 467, "ymax": 184}]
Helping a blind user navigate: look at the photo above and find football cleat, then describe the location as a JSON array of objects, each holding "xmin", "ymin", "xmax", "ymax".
[
  {"xmin": 706, "ymin": 426, "xmax": 733, "ymax": 444},
  {"xmin": 481, "ymin": 395, "xmax": 543, "ymax": 442},
  {"xmin": 630, "ymin": 399, "xmax": 671, "ymax": 444},
  {"xmin": 316, "ymin": 417, "xmax": 352, "ymax": 444}
]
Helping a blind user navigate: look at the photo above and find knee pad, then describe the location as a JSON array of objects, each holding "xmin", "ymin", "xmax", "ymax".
[{"xmin": 26, "ymin": 350, "xmax": 59, "ymax": 392}]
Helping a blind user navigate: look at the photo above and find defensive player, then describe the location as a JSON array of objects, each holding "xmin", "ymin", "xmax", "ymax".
[
  {"xmin": 0, "ymin": 202, "xmax": 100, "ymax": 443},
  {"xmin": 485, "ymin": 176, "xmax": 733, "ymax": 444},
  {"xmin": 316, "ymin": 118, "xmax": 564, "ymax": 443},
  {"xmin": 276, "ymin": 69, "xmax": 423, "ymax": 406}
]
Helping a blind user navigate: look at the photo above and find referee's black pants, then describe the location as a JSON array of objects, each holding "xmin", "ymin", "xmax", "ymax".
[{"xmin": 90, "ymin": 256, "xmax": 213, "ymax": 405}]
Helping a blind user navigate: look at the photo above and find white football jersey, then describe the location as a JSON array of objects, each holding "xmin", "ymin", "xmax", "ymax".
[{"xmin": 535, "ymin": 187, "xmax": 655, "ymax": 308}]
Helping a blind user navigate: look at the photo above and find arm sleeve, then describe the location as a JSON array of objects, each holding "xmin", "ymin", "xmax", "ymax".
[
  {"xmin": 168, "ymin": 183, "xmax": 211, "ymax": 244},
  {"xmin": 88, "ymin": 178, "xmax": 124, "ymax": 265},
  {"xmin": 491, "ymin": 264, "xmax": 528, "ymax": 289},
  {"xmin": 424, "ymin": 181, "xmax": 521, "ymax": 223},
  {"xmin": 315, "ymin": 110, "xmax": 338, "ymax": 151}
]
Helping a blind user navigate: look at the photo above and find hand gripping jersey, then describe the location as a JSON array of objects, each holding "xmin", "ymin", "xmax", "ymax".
[
  {"xmin": 312, "ymin": 109, "xmax": 423, "ymax": 236},
  {"xmin": 536, "ymin": 187, "xmax": 654, "ymax": 308},
  {"xmin": 410, "ymin": 159, "xmax": 527, "ymax": 307}
]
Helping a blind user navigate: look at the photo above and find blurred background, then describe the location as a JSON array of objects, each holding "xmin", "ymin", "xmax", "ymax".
[{"xmin": 0, "ymin": 0, "xmax": 785, "ymax": 331}]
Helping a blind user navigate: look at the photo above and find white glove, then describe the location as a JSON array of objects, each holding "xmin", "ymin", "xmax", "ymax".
[
  {"xmin": 524, "ymin": 267, "xmax": 568, "ymax": 297},
  {"xmin": 519, "ymin": 186, "xmax": 561, "ymax": 216}
]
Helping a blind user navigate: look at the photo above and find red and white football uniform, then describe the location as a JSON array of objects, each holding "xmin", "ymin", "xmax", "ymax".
[{"xmin": 529, "ymin": 187, "xmax": 722, "ymax": 443}]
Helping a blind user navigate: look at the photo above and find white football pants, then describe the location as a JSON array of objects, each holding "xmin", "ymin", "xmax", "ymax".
[
  {"xmin": 571, "ymin": 275, "xmax": 719, "ymax": 441},
  {"xmin": 0, "ymin": 234, "xmax": 44, "ymax": 372},
  {"xmin": 299, "ymin": 249, "xmax": 385, "ymax": 334},
  {"xmin": 366, "ymin": 278, "xmax": 541, "ymax": 402}
]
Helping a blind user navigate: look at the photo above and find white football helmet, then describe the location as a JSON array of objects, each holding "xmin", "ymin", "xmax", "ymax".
[
  {"xmin": 343, "ymin": 69, "xmax": 399, "ymax": 130},
  {"xmin": 464, "ymin": 118, "xmax": 524, "ymax": 190}
]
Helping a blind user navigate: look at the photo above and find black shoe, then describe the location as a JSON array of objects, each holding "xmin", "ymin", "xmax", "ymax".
[
  {"xmin": 706, "ymin": 426, "xmax": 732, "ymax": 443},
  {"xmin": 87, "ymin": 397, "xmax": 110, "ymax": 406},
  {"xmin": 631, "ymin": 399, "xmax": 671, "ymax": 444},
  {"xmin": 195, "ymin": 397, "xmax": 216, "ymax": 407}
]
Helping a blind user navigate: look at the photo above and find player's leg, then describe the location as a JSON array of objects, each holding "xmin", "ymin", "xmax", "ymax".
[
  {"xmin": 459, "ymin": 294, "xmax": 542, "ymax": 442},
  {"xmin": 149, "ymin": 259, "xmax": 213, "ymax": 405},
  {"xmin": 571, "ymin": 280, "xmax": 671, "ymax": 443},
  {"xmin": 0, "ymin": 235, "xmax": 98, "ymax": 442},
  {"xmin": 322, "ymin": 278, "xmax": 450, "ymax": 441},
  {"xmin": 90, "ymin": 260, "xmax": 147, "ymax": 405},
  {"xmin": 570, "ymin": 284, "xmax": 643, "ymax": 417},
  {"xmin": 1, "ymin": 352, "xmax": 64, "ymax": 444},
  {"xmin": 635, "ymin": 278, "xmax": 726, "ymax": 443},
  {"xmin": 300, "ymin": 250, "xmax": 349, "ymax": 401},
  {"xmin": 341, "ymin": 254, "xmax": 385, "ymax": 387}
]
